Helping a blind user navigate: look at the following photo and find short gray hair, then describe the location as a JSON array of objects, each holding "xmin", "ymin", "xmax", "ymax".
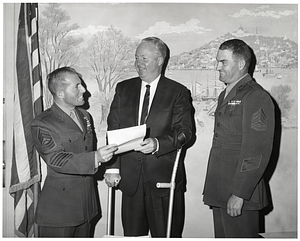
[{"xmin": 141, "ymin": 37, "xmax": 167, "ymax": 60}]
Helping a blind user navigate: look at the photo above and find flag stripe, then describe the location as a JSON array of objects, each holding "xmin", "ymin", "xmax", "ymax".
[
  {"xmin": 31, "ymin": 3, "xmax": 43, "ymax": 116},
  {"xmin": 10, "ymin": 3, "xmax": 43, "ymax": 237}
]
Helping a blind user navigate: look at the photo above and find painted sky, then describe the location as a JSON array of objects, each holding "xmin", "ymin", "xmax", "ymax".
[{"xmin": 40, "ymin": 1, "xmax": 298, "ymax": 56}]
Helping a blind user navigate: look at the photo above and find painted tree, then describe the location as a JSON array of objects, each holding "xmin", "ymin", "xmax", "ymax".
[
  {"xmin": 270, "ymin": 84, "xmax": 294, "ymax": 118},
  {"xmin": 38, "ymin": 3, "xmax": 84, "ymax": 108},
  {"xmin": 84, "ymin": 26, "xmax": 137, "ymax": 123}
]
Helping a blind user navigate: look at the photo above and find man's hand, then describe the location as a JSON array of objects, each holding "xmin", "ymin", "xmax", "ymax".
[
  {"xmin": 96, "ymin": 144, "xmax": 118, "ymax": 164},
  {"xmin": 104, "ymin": 173, "xmax": 121, "ymax": 187},
  {"xmin": 134, "ymin": 138, "xmax": 157, "ymax": 154},
  {"xmin": 227, "ymin": 194, "xmax": 244, "ymax": 217}
]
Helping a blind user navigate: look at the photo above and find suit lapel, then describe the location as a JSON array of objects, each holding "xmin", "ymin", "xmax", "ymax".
[
  {"xmin": 216, "ymin": 90, "xmax": 226, "ymax": 112},
  {"xmin": 75, "ymin": 108, "xmax": 87, "ymax": 134},
  {"xmin": 146, "ymin": 76, "xmax": 165, "ymax": 126},
  {"xmin": 221, "ymin": 86, "xmax": 237, "ymax": 108},
  {"xmin": 132, "ymin": 78, "xmax": 142, "ymax": 126}
]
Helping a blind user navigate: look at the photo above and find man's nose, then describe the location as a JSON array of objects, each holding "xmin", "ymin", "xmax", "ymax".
[
  {"xmin": 79, "ymin": 85, "xmax": 86, "ymax": 93},
  {"xmin": 135, "ymin": 58, "xmax": 144, "ymax": 65},
  {"xmin": 216, "ymin": 62, "xmax": 222, "ymax": 71}
]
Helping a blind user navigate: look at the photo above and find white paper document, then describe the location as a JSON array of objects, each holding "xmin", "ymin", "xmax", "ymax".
[{"xmin": 107, "ymin": 124, "xmax": 146, "ymax": 154}]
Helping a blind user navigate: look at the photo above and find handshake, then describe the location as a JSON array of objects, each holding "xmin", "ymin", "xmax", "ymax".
[{"xmin": 95, "ymin": 144, "xmax": 118, "ymax": 167}]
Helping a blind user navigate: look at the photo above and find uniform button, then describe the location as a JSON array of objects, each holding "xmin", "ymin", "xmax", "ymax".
[
  {"xmin": 218, "ymin": 112, "xmax": 222, "ymax": 116},
  {"xmin": 138, "ymin": 158, "xmax": 141, "ymax": 161},
  {"xmin": 62, "ymin": 188, "xmax": 66, "ymax": 191},
  {"xmin": 217, "ymin": 122, "xmax": 221, "ymax": 127},
  {"xmin": 215, "ymin": 133, "xmax": 219, "ymax": 137}
]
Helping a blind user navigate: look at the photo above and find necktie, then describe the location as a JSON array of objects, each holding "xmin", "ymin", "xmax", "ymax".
[
  {"xmin": 224, "ymin": 87, "xmax": 229, "ymax": 99},
  {"xmin": 140, "ymin": 85, "xmax": 150, "ymax": 125},
  {"xmin": 70, "ymin": 109, "xmax": 82, "ymax": 131}
]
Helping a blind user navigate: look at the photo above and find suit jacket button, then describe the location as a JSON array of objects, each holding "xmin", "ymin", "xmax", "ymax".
[{"xmin": 62, "ymin": 188, "xmax": 66, "ymax": 191}]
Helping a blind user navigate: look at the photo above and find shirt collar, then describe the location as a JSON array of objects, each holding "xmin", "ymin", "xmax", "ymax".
[
  {"xmin": 226, "ymin": 73, "xmax": 248, "ymax": 93},
  {"xmin": 228, "ymin": 73, "xmax": 248, "ymax": 88},
  {"xmin": 55, "ymin": 101, "xmax": 75, "ymax": 116},
  {"xmin": 141, "ymin": 74, "xmax": 160, "ymax": 89}
]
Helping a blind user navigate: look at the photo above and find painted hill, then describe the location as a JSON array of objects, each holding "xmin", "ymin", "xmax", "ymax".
[{"xmin": 169, "ymin": 32, "xmax": 298, "ymax": 70}]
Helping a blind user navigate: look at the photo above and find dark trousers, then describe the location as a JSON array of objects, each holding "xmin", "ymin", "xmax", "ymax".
[
  {"xmin": 121, "ymin": 172, "xmax": 185, "ymax": 238},
  {"xmin": 38, "ymin": 221, "xmax": 91, "ymax": 237},
  {"xmin": 212, "ymin": 207, "xmax": 260, "ymax": 238}
]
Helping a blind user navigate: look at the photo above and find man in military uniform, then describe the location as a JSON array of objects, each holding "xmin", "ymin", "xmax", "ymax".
[
  {"xmin": 31, "ymin": 67, "xmax": 118, "ymax": 237},
  {"xmin": 203, "ymin": 39, "xmax": 275, "ymax": 238}
]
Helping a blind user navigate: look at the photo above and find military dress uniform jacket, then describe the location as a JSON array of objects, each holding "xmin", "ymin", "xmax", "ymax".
[
  {"xmin": 31, "ymin": 103, "xmax": 99, "ymax": 227},
  {"xmin": 107, "ymin": 76, "xmax": 193, "ymax": 198},
  {"xmin": 203, "ymin": 74, "xmax": 275, "ymax": 210}
]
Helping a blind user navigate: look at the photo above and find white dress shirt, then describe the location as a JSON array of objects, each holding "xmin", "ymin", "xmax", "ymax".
[{"xmin": 138, "ymin": 75, "xmax": 160, "ymax": 125}]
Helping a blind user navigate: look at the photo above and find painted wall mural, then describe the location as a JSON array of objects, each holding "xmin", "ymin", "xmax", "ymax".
[{"xmin": 38, "ymin": 2, "xmax": 298, "ymax": 237}]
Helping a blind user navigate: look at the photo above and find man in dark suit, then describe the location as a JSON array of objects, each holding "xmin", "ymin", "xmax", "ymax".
[
  {"xmin": 104, "ymin": 37, "xmax": 194, "ymax": 237},
  {"xmin": 31, "ymin": 67, "xmax": 118, "ymax": 237},
  {"xmin": 203, "ymin": 39, "xmax": 275, "ymax": 237}
]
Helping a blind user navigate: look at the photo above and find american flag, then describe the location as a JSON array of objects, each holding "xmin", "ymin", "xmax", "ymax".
[{"xmin": 9, "ymin": 3, "xmax": 43, "ymax": 237}]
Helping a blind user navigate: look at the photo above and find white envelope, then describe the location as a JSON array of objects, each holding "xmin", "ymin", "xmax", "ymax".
[{"xmin": 107, "ymin": 124, "xmax": 146, "ymax": 154}]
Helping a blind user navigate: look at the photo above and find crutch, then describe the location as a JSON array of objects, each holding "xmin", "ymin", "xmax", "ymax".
[
  {"xmin": 156, "ymin": 132, "xmax": 186, "ymax": 238},
  {"xmin": 106, "ymin": 186, "xmax": 115, "ymax": 236}
]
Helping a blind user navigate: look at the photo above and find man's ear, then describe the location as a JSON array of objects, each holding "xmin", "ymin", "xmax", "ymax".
[
  {"xmin": 158, "ymin": 56, "xmax": 164, "ymax": 67},
  {"xmin": 56, "ymin": 89, "xmax": 64, "ymax": 99},
  {"xmin": 238, "ymin": 59, "xmax": 246, "ymax": 71}
]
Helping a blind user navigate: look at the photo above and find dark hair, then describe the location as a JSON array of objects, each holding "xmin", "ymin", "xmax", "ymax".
[
  {"xmin": 47, "ymin": 67, "xmax": 81, "ymax": 95},
  {"xmin": 141, "ymin": 37, "xmax": 167, "ymax": 61},
  {"xmin": 219, "ymin": 39, "xmax": 251, "ymax": 70}
]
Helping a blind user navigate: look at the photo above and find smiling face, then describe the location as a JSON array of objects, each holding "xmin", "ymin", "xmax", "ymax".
[
  {"xmin": 134, "ymin": 41, "xmax": 163, "ymax": 83},
  {"xmin": 58, "ymin": 73, "xmax": 86, "ymax": 109},
  {"xmin": 216, "ymin": 49, "xmax": 244, "ymax": 85}
]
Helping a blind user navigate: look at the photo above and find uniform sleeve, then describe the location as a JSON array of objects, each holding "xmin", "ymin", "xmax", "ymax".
[
  {"xmin": 31, "ymin": 120, "xmax": 97, "ymax": 175},
  {"xmin": 229, "ymin": 89, "xmax": 275, "ymax": 200}
]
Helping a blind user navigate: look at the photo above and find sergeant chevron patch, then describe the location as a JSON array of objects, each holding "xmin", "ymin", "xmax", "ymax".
[
  {"xmin": 251, "ymin": 108, "xmax": 268, "ymax": 131},
  {"xmin": 241, "ymin": 155, "xmax": 262, "ymax": 172},
  {"xmin": 37, "ymin": 127, "xmax": 56, "ymax": 153},
  {"xmin": 50, "ymin": 152, "xmax": 73, "ymax": 168}
]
